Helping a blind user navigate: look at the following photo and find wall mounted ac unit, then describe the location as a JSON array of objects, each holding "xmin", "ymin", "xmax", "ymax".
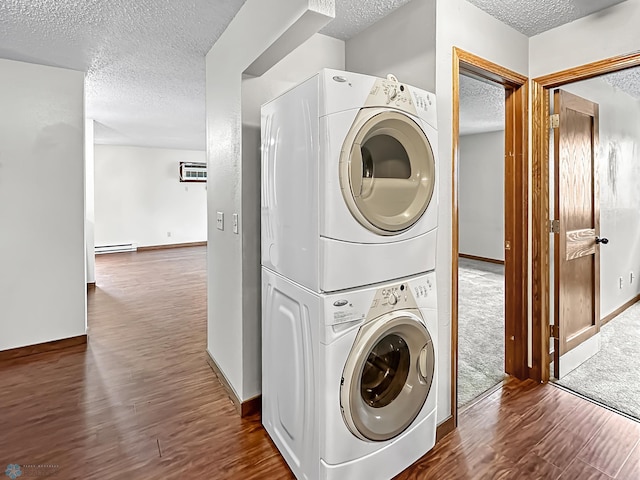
[{"xmin": 180, "ymin": 162, "xmax": 207, "ymax": 182}]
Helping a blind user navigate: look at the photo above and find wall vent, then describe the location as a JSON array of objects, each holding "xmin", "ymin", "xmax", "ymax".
[
  {"xmin": 180, "ymin": 162, "xmax": 207, "ymax": 182},
  {"xmin": 95, "ymin": 244, "xmax": 136, "ymax": 254}
]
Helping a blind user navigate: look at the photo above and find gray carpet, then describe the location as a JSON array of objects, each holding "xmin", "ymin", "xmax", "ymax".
[
  {"xmin": 458, "ymin": 258, "xmax": 506, "ymax": 407},
  {"xmin": 555, "ymin": 302, "xmax": 640, "ymax": 420}
]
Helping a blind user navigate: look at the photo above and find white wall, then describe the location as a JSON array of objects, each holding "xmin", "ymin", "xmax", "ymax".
[
  {"xmin": 243, "ymin": 34, "xmax": 345, "ymax": 127},
  {"xmin": 94, "ymin": 145, "xmax": 206, "ymax": 248},
  {"xmin": 434, "ymin": 0, "xmax": 528, "ymax": 422},
  {"xmin": 0, "ymin": 59, "xmax": 86, "ymax": 351},
  {"xmin": 345, "ymin": 0, "xmax": 436, "ymax": 92},
  {"xmin": 530, "ymin": 0, "xmax": 640, "ymax": 78},
  {"xmin": 459, "ymin": 131, "xmax": 505, "ymax": 261},
  {"xmin": 557, "ymin": 79, "xmax": 640, "ymax": 317},
  {"xmin": 85, "ymin": 119, "xmax": 96, "ymax": 284},
  {"xmin": 206, "ymin": 0, "xmax": 336, "ymax": 403}
]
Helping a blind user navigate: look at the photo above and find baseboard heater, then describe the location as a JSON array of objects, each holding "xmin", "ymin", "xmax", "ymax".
[{"xmin": 95, "ymin": 243, "xmax": 137, "ymax": 254}]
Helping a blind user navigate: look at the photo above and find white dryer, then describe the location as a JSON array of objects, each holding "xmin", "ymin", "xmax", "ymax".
[
  {"xmin": 262, "ymin": 267, "xmax": 438, "ymax": 480},
  {"xmin": 261, "ymin": 69, "xmax": 438, "ymax": 292}
]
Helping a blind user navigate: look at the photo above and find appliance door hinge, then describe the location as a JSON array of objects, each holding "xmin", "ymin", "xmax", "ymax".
[
  {"xmin": 550, "ymin": 324, "xmax": 560, "ymax": 339},
  {"xmin": 550, "ymin": 114, "xmax": 560, "ymax": 128},
  {"xmin": 549, "ymin": 219, "xmax": 560, "ymax": 234}
]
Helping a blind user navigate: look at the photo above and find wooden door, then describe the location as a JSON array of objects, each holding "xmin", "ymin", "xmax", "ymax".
[{"xmin": 552, "ymin": 89, "xmax": 601, "ymax": 379}]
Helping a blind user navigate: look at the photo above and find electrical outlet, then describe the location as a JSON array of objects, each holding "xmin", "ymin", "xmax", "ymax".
[
  {"xmin": 167, "ymin": 231, "xmax": 171, "ymax": 238},
  {"xmin": 619, "ymin": 276, "xmax": 624, "ymax": 289},
  {"xmin": 631, "ymin": 272, "xmax": 635, "ymax": 284},
  {"xmin": 216, "ymin": 212, "xmax": 224, "ymax": 231},
  {"xmin": 233, "ymin": 213, "xmax": 238, "ymax": 234}
]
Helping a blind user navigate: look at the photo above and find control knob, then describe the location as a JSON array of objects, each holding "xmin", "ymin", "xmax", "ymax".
[{"xmin": 388, "ymin": 292, "xmax": 398, "ymax": 305}]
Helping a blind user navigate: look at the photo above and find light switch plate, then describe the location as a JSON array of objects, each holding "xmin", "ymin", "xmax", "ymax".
[
  {"xmin": 233, "ymin": 213, "xmax": 238, "ymax": 234},
  {"xmin": 217, "ymin": 212, "xmax": 224, "ymax": 231}
]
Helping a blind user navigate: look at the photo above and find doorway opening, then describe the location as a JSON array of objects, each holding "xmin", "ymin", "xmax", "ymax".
[
  {"xmin": 451, "ymin": 48, "xmax": 529, "ymax": 426},
  {"xmin": 457, "ymin": 74, "xmax": 507, "ymax": 409},
  {"xmin": 533, "ymin": 57, "xmax": 640, "ymax": 421}
]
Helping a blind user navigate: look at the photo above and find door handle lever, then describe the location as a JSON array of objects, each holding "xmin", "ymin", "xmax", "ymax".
[{"xmin": 596, "ymin": 237, "xmax": 609, "ymax": 245}]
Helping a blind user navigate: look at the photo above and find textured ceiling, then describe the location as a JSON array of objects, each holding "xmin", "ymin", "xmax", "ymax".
[
  {"xmin": 459, "ymin": 75, "xmax": 505, "ymax": 136},
  {"xmin": 0, "ymin": 0, "xmax": 247, "ymax": 150},
  {"xmin": 319, "ymin": 0, "xmax": 412, "ymax": 39},
  {"xmin": 0, "ymin": 0, "xmax": 416, "ymax": 151},
  {"xmin": 1, "ymin": 0, "xmax": 630, "ymax": 150},
  {"xmin": 600, "ymin": 67, "xmax": 640, "ymax": 99},
  {"xmin": 466, "ymin": 0, "xmax": 627, "ymax": 36}
]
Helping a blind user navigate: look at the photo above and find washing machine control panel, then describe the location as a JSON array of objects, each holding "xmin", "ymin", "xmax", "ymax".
[
  {"xmin": 364, "ymin": 282, "xmax": 420, "ymax": 321},
  {"xmin": 330, "ymin": 275, "xmax": 436, "ymax": 326},
  {"xmin": 413, "ymin": 277, "xmax": 433, "ymax": 299},
  {"xmin": 380, "ymin": 285, "xmax": 408, "ymax": 305}
]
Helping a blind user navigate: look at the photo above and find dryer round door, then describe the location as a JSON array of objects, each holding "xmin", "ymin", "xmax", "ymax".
[
  {"xmin": 339, "ymin": 108, "xmax": 436, "ymax": 235},
  {"xmin": 340, "ymin": 311, "xmax": 435, "ymax": 442}
]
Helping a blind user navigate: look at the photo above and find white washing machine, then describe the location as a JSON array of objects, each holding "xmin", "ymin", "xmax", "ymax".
[
  {"xmin": 262, "ymin": 267, "xmax": 437, "ymax": 480},
  {"xmin": 261, "ymin": 69, "xmax": 438, "ymax": 293}
]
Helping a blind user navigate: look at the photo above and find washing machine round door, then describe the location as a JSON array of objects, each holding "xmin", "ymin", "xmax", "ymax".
[
  {"xmin": 339, "ymin": 108, "xmax": 436, "ymax": 235},
  {"xmin": 340, "ymin": 311, "xmax": 435, "ymax": 442}
]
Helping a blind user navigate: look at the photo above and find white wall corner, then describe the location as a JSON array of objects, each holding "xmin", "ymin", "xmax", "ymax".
[
  {"xmin": 0, "ymin": 59, "xmax": 86, "ymax": 351},
  {"xmin": 244, "ymin": 2, "xmax": 336, "ymax": 76},
  {"xmin": 345, "ymin": 0, "xmax": 437, "ymax": 92},
  {"xmin": 85, "ymin": 118, "xmax": 96, "ymax": 285},
  {"xmin": 205, "ymin": 0, "xmax": 335, "ymax": 402}
]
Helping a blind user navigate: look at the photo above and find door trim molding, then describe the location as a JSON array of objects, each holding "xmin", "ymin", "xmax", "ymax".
[
  {"xmin": 531, "ymin": 51, "xmax": 640, "ymax": 382},
  {"xmin": 451, "ymin": 48, "xmax": 529, "ymax": 428}
]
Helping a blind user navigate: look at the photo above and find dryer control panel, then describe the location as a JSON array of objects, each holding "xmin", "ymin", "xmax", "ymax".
[
  {"xmin": 413, "ymin": 92, "xmax": 433, "ymax": 114},
  {"xmin": 364, "ymin": 77, "xmax": 419, "ymax": 116}
]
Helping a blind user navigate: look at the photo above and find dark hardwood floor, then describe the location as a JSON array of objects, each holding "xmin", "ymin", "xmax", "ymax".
[{"xmin": 0, "ymin": 246, "xmax": 638, "ymax": 479}]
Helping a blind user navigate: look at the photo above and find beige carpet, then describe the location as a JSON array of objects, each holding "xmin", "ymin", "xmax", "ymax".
[
  {"xmin": 554, "ymin": 301, "xmax": 640, "ymax": 421},
  {"xmin": 458, "ymin": 257, "xmax": 506, "ymax": 408}
]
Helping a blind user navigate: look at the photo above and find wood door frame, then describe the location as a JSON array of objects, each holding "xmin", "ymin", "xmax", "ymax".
[
  {"xmin": 531, "ymin": 51, "xmax": 640, "ymax": 382},
  {"xmin": 451, "ymin": 48, "xmax": 529, "ymax": 428}
]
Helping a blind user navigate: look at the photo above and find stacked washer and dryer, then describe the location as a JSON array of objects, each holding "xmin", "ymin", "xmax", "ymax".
[{"xmin": 260, "ymin": 69, "xmax": 439, "ymax": 480}]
